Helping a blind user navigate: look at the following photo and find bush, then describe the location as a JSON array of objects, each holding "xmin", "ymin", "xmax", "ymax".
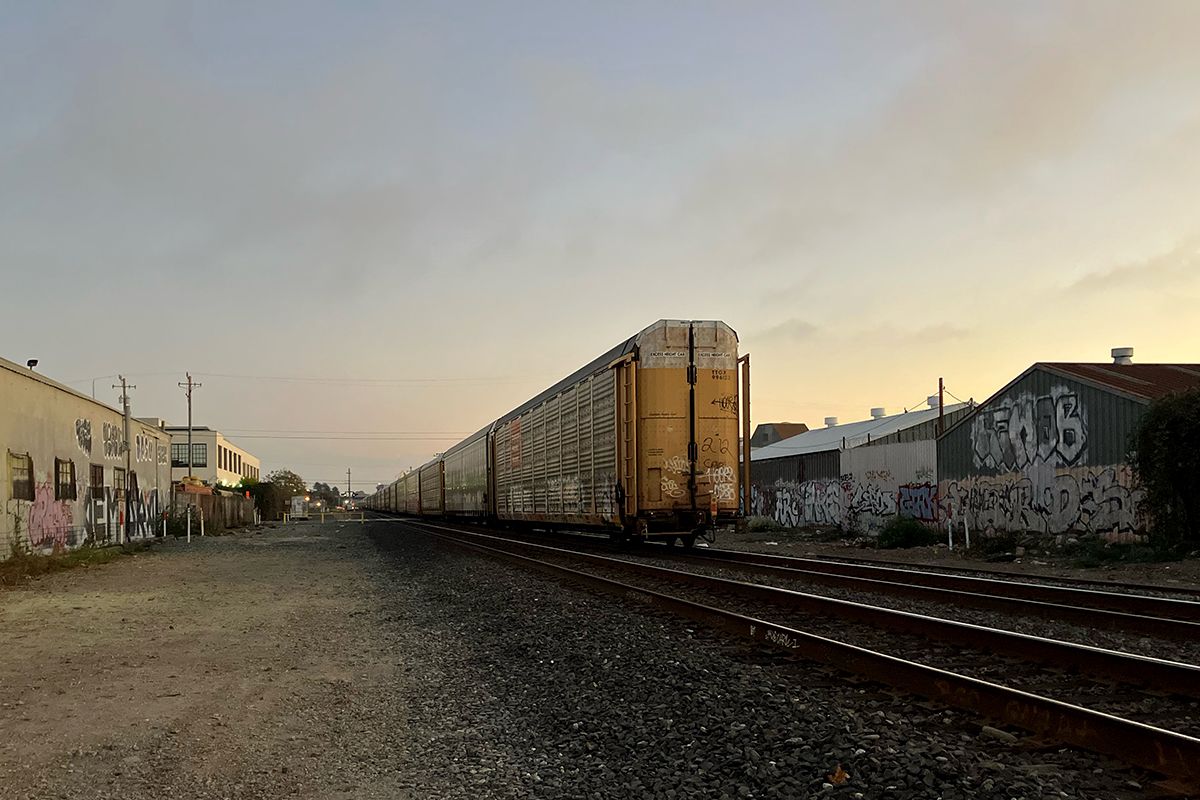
[
  {"xmin": 745, "ymin": 515, "xmax": 785, "ymax": 533},
  {"xmin": 1131, "ymin": 387, "xmax": 1200, "ymax": 553},
  {"xmin": 877, "ymin": 516, "xmax": 940, "ymax": 549}
]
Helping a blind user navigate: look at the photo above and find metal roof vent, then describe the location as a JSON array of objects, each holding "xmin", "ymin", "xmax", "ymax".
[
  {"xmin": 927, "ymin": 395, "xmax": 940, "ymax": 409},
  {"xmin": 870, "ymin": 407, "xmax": 886, "ymax": 419},
  {"xmin": 824, "ymin": 416, "xmax": 838, "ymax": 427},
  {"xmin": 1112, "ymin": 347, "xmax": 1134, "ymax": 365}
]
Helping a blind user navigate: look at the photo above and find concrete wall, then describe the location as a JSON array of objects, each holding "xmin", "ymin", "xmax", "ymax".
[
  {"xmin": 750, "ymin": 441, "xmax": 937, "ymax": 534},
  {"xmin": 1, "ymin": 361, "xmax": 171, "ymax": 558}
]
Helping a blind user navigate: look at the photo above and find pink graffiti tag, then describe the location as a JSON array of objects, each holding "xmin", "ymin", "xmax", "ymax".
[{"xmin": 26, "ymin": 481, "xmax": 73, "ymax": 549}]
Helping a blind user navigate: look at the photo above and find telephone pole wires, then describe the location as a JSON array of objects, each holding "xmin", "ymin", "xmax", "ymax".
[{"xmin": 178, "ymin": 374, "xmax": 203, "ymax": 481}]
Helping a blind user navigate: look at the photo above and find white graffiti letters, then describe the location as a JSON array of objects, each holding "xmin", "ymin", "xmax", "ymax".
[{"xmin": 971, "ymin": 385, "xmax": 1087, "ymax": 470}]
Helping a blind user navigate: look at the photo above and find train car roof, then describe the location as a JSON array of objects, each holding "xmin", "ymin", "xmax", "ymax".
[{"xmin": 440, "ymin": 319, "xmax": 736, "ymax": 459}]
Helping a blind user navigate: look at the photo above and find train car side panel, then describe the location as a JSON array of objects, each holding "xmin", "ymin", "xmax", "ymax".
[
  {"xmin": 419, "ymin": 460, "xmax": 444, "ymax": 515},
  {"xmin": 494, "ymin": 370, "xmax": 619, "ymax": 527},
  {"xmin": 444, "ymin": 434, "xmax": 488, "ymax": 517}
]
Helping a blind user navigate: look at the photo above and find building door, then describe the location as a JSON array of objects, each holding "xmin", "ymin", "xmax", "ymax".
[{"xmin": 88, "ymin": 464, "xmax": 108, "ymax": 543}]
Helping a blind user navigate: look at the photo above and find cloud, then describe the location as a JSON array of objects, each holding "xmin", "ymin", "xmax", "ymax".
[
  {"xmin": 754, "ymin": 318, "xmax": 820, "ymax": 342},
  {"xmin": 1065, "ymin": 238, "xmax": 1200, "ymax": 294}
]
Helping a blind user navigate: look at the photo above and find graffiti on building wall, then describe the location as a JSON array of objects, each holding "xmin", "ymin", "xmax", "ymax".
[
  {"xmin": 26, "ymin": 481, "xmax": 73, "ymax": 549},
  {"xmin": 75, "ymin": 419, "xmax": 92, "ymax": 456},
  {"xmin": 83, "ymin": 485, "xmax": 162, "ymax": 541},
  {"xmin": 102, "ymin": 422, "xmax": 123, "ymax": 460},
  {"xmin": 135, "ymin": 434, "xmax": 157, "ymax": 463},
  {"xmin": 127, "ymin": 487, "xmax": 161, "ymax": 538},
  {"xmin": 971, "ymin": 385, "xmax": 1087, "ymax": 470},
  {"xmin": 898, "ymin": 483, "xmax": 938, "ymax": 522},
  {"xmin": 939, "ymin": 465, "xmax": 1141, "ymax": 535},
  {"xmin": 751, "ymin": 475, "xmax": 902, "ymax": 533}
]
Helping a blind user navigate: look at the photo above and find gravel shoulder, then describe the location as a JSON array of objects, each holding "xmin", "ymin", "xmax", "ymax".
[{"xmin": 0, "ymin": 520, "xmax": 1164, "ymax": 799}]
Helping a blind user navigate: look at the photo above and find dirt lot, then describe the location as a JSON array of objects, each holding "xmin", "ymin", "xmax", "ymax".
[
  {"xmin": 0, "ymin": 524, "xmax": 421, "ymax": 800},
  {"xmin": 716, "ymin": 529, "xmax": 1200, "ymax": 589}
]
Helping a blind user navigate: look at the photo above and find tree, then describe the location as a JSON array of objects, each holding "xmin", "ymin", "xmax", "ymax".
[
  {"xmin": 266, "ymin": 469, "xmax": 306, "ymax": 500},
  {"xmin": 1131, "ymin": 388, "xmax": 1200, "ymax": 552},
  {"xmin": 244, "ymin": 469, "xmax": 308, "ymax": 521},
  {"xmin": 310, "ymin": 482, "xmax": 341, "ymax": 509}
]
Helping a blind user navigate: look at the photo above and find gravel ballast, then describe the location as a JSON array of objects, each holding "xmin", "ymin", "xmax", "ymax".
[{"xmin": 0, "ymin": 520, "xmax": 1164, "ymax": 798}]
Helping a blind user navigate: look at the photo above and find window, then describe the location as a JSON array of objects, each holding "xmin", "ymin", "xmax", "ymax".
[
  {"xmin": 8, "ymin": 451, "xmax": 33, "ymax": 501},
  {"xmin": 113, "ymin": 467, "xmax": 126, "ymax": 499},
  {"xmin": 55, "ymin": 458, "xmax": 77, "ymax": 501},
  {"xmin": 171, "ymin": 443, "xmax": 189, "ymax": 468},
  {"xmin": 90, "ymin": 464, "xmax": 104, "ymax": 495},
  {"xmin": 191, "ymin": 443, "xmax": 207, "ymax": 468}
]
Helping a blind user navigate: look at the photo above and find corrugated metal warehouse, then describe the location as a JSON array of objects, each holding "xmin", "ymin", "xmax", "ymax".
[
  {"xmin": 750, "ymin": 400, "xmax": 971, "ymax": 533},
  {"xmin": 937, "ymin": 360, "xmax": 1200, "ymax": 537},
  {"xmin": 1, "ymin": 357, "xmax": 172, "ymax": 558}
]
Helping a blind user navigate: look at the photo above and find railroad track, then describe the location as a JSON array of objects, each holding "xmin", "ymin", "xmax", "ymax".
[
  {"xmin": 808, "ymin": 552, "xmax": 1200, "ymax": 600},
  {"xmin": 413, "ymin": 521, "xmax": 1200, "ymax": 639},
  {"xmin": 393, "ymin": 518, "xmax": 1200, "ymax": 793}
]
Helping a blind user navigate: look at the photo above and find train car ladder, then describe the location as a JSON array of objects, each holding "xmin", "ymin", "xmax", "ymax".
[{"xmin": 615, "ymin": 357, "xmax": 638, "ymax": 518}]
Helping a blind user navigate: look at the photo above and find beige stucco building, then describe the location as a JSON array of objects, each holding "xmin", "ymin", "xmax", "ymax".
[
  {"xmin": 1, "ymin": 356, "xmax": 172, "ymax": 557},
  {"xmin": 164, "ymin": 426, "xmax": 260, "ymax": 487}
]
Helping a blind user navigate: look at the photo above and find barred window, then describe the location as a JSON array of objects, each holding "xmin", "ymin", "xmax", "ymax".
[
  {"xmin": 8, "ymin": 451, "xmax": 33, "ymax": 501},
  {"xmin": 55, "ymin": 458, "xmax": 77, "ymax": 501}
]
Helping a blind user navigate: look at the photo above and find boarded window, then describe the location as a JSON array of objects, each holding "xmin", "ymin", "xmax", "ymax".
[
  {"xmin": 8, "ymin": 451, "xmax": 33, "ymax": 501},
  {"xmin": 55, "ymin": 458, "xmax": 77, "ymax": 501}
]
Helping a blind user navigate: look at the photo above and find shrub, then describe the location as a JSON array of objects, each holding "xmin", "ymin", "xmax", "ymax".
[
  {"xmin": 877, "ymin": 516, "xmax": 940, "ymax": 549},
  {"xmin": 1130, "ymin": 387, "xmax": 1200, "ymax": 553},
  {"xmin": 746, "ymin": 515, "xmax": 785, "ymax": 533}
]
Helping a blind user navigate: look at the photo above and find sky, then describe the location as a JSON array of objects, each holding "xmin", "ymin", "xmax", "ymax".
[{"xmin": 2, "ymin": 1, "xmax": 1198, "ymax": 491}]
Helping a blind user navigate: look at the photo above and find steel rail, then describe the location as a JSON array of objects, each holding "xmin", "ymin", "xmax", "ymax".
[
  {"xmin": 687, "ymin": 547, "xmax": 1200, "ymax": 621},
  {"xmin": 413, "ymin": 523, "xmax": 1200, "ymax": 790},
  {"xmin": 415, "ymin": 522, "xmax": 1200, "ymax": 697},
  {"xmin": 410, "ymin": 519, "xmax": 1200, "ymax": 639},
  {"xmin": 808, "ymin": 553, "xmax": 1200, "ymax": 599}
]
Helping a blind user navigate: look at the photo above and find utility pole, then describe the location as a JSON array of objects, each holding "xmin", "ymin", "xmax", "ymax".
[
  {"xmin": 178, "ymin": 374, "xmax": 202, "ymax": 481},
  {"xmin": 346, "ymin": 467, "xmax": 351, "ymax": 501},
  {"xmin": 113, "ymin": 376, "xmax": 136, "ymax": 544},
  {"xmin": 937, "ymin": 377, "xmax": 945, "ymax": 437}
]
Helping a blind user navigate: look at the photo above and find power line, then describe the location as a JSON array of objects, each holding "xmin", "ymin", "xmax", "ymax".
[
  {"xmin": 944, "ymin": 387, "xmax": 971, "ymax": 405},
  {"xmin": 231, "ymin": 434, "xmax": 463, "ymax": 441},
  {"xmin": 193, "ymin": 371, "xmax": 542, "ymax": 385},
  {"xmin": 221, "ymin": 428, "xmax": 472, "ymax": 435}
]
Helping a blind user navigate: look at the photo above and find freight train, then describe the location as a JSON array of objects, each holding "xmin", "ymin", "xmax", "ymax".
[{"xmin": 365, "ymin": 320, "xmax": 748, "ymax": 545}]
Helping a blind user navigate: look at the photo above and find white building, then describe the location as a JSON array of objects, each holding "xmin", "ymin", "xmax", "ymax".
[{"xmin": 164, "ymin": 426, "xmax": 261, "ymax": 487}]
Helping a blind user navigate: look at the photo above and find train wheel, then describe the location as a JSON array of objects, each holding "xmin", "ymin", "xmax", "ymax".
[{"xmin": 681, "ymin": 534, "xmax": 697, "ymax": 549}]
